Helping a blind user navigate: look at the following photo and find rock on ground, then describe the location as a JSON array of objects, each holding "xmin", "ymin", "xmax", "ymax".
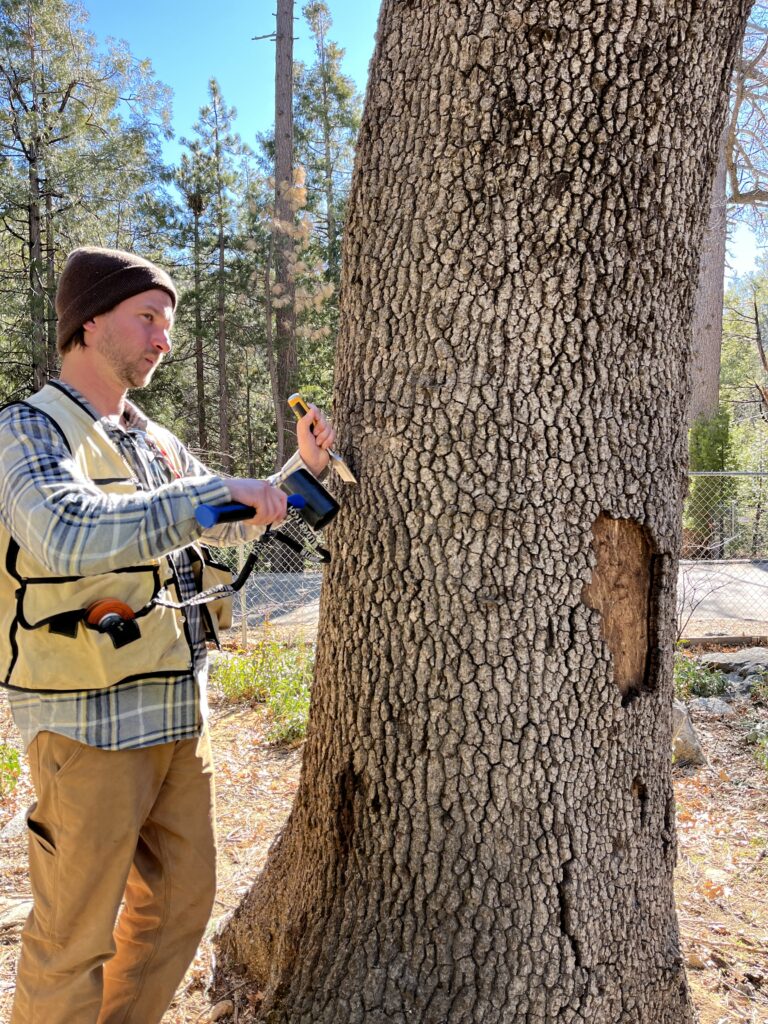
[
  {"xmin": 672, "ymin": 699, "xmax": 708, "ymax": 766},
  {"xmin": 700, "ymin": 647, "xmax": 768, "ymax": 678},
  {"xmin": 689, "ymin": 696, "xmax": 737, "ymax": 717}
]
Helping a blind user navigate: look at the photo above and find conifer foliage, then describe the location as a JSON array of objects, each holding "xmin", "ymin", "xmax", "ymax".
[{"xmin": 0, "ymin": 0, "xmax": 362, "ymax": 476}]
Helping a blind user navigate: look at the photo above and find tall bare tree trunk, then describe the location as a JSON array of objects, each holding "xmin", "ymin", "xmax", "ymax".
[
  {"xmin": 243, "ymin": 346, "xmax": 256, "ymax": 477},
  {"xmin": 216, "ymin": 2, "xmax": 751, "ymax": 1021},
  {"xmin": 27, "ymin": 20, "xmax": 46, "ymax": 392},
  {"xmin": 217, "ymin": 210, "xmax": 230, "ymax": 472},
  {"xmin": 316, "ymin": 24, "xmax": 337, "ymax": 279},
  {"xmin": 264, "ymin": 254, "xmax": 286, "ymax": 470},
  {"xmin": 28, "ymin": 150, "xmax": 46, "ymax": 392},
  {"xmin": 193, "ymin": 208, "xmax": 208, "ymax": 453},
  {"xmin": 45, "ymin": 188, "xmax": 56, "ymax": 377},
  {"xmin": 274, "ymin": 0, "xmax": 298, "ymax": 460},
  {"xmin": 689, "ymin": 122, "xmax": 729, "ymax": 425}
]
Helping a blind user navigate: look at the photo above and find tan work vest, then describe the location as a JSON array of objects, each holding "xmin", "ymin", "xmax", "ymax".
[{"xmin": 0, "ymin": 383, "xmax": 197, "ymax": 692}]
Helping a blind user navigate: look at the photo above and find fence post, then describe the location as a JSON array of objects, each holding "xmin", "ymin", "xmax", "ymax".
[{"xmin": 238, "ymin": 545, "xmax": 248, "ymax": 648}]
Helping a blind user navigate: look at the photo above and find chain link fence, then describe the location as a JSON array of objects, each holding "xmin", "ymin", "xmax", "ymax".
[
  {"xmin": 213, "ymin": 521, "xmax": 324, "ymax": 646},
  {"xmin": 681, "ymin": 471, "xmax": 768, "ymax": 640}
]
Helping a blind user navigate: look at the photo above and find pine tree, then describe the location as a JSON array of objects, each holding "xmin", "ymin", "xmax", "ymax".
[
  {"xmin": 294, "ymin": 2, "xmax": 361, "ymax": 283},
  {"xmin": 186, "ymin": 79, "xmax": 242, "ymax": 473},
  {"xmin": 0, "ymin": 0, "xmax": 171, "ymax": 397},
  {"xmin": 176, "ymin": 141, "xmax": 217, "ymax": 453}
]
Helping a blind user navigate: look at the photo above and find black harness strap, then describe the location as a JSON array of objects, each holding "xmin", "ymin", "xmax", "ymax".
[{"xmin": 152, "ymin": 520, "xmax": 330, "ymax": 613}]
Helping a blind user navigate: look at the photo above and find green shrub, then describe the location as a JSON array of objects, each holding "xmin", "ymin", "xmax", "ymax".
[
  {"xmin": 262, "ymin": 666, "xmax": 313, "ymax": 745},
  {"xmin": 212, "ymin": 650, "xmax": 269, "ymax": 702},
  {"xmin": 750, "ymin": 673, "xmax": 768, "ymax": 707},
  {"xmin": 673, "ymin": 651, "xmax": 728, "ymax": 701},
  {"xmin": 211, "ymin": 638, "xmax": 314, "ymax": 744},
  {"xmin": 0, "ymin": 741, "xmax": 20, "ymax": 798},
  {"xmin": 744, "ymin": 720, "xmax": 768, "ymax": 773}
]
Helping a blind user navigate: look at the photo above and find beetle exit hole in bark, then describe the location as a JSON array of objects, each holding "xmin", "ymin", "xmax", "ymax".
[{"xmin": 581, "ymin": 514, "xmax": 659, "ymax": 706}]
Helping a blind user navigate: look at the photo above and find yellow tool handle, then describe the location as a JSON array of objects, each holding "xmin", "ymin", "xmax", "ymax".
[
  {"xmin": 287, "ymin": 392, "xmax": 357, "ymax": 484},
  {"xmin": 288, "ymin": 393, "xmax": 311, "ymax": 420}
]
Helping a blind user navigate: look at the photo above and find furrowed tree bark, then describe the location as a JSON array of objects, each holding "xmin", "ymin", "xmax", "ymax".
[{"xmin": 215, "ymin": 2, "xmax": 752, "ymax": 1021}]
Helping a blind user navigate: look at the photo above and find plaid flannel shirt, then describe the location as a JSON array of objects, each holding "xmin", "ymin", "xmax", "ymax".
[{"xmin": 0, "ymin": 382, "xmax": 236, "ymax": 750}]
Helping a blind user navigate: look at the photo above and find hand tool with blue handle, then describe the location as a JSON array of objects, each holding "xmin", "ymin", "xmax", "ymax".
[{"xmin": 195, "ymin": 494, "xmax": 306, "ymax": 529}]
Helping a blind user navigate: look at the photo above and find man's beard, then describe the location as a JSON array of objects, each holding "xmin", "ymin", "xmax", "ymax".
[{"xmin": 97, "ymin": 323, "xmax": 159, "ymax": 389}]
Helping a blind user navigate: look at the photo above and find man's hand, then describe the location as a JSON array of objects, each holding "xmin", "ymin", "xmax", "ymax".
[
  {"xmin": 225, "ymin": 479, "xmax": 287, "ymax": 525},
  {"xmin": 297, "ymin": 404, "xmax": 336, "ymax": 477}
]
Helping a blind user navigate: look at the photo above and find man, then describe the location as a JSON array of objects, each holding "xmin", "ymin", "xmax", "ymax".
[{"xmin": 0, "ymin": 247, "xmax": 335, "ymax": 1023}]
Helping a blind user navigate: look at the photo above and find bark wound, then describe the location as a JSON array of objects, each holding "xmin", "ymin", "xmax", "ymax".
[
  {"xmin": 336, "ymin": 765, "xmax": 361, "ymax": 887},
  {"xmin": 632, "ymin": 778, "xmax": 649, "ymax": 827},
  {"xmin": 582, "ymin": 514, "xmax": 657, "ymax": 703},
  {"xmin": 557, "ymin": 858, "xmax": 582, "ymax": 967}
]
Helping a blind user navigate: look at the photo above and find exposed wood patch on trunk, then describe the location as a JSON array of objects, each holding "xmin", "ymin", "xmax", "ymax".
[{"xmin": 582, "ymin": 514, "xmax": 657, "ymax": 703}]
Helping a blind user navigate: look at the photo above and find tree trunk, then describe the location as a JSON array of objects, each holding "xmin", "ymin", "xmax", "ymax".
[
  {"xmin": 274, "ymin": 0, "xmax": 298, "ymax": 458},
  {"xmin": 28, "ymin": 149, "xmax": 47, "ymax": 392},
  {"xmin": 193, "ymin": 209, "xmax": 208, "ymax": 453},
  {"xmin": 26, "ymin": 20, "xmax": 47, "ymax": 392},
  {"xmin": 317, "ymin": 26, "xmax": 337, "ymax": 280},
  {"xmin": 217, "ymin": 212, "xmax": 230, "ymax": 472},
  {"xmin": 265, "ymin": 253, "xmax": 286, "ymax": 472},
  {"xmin": 244, "ymin": 346, "xmax": 255, "ymax": 477},
  {"xmin": 215, "ymin": 2, "xmax": 751, "ymax": 1021},
  {"xmin": 45, "ymin": 187, "xmax": 57, "ymax": 377},
  {"xmin": 689, "ymin": 121, "xmax": 728, "ymax": 425}
]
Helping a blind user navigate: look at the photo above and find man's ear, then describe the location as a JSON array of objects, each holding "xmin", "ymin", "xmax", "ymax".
[{"xmin": 82, "ymin": 318, "xmax": 97, "ymax": 340}]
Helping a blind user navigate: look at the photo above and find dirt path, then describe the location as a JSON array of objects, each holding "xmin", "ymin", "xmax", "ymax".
[{"xmin": 1, "ymin": 690, "xmax": 766, "ymax": 1023}]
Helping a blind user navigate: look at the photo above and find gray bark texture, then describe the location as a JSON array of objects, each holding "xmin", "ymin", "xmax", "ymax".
[
  {"xmin": 688, "ymin": 123, "xmax": 728, "ymax": 426},
  {"xmin": 215, "ymin": 2, "xmax": 752, "ymax": 1022}
]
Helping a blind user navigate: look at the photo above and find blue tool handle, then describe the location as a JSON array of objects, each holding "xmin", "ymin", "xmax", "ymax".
[{"xmin": 196, "ymin": 494, "xmax": 305, "ymax": 528}]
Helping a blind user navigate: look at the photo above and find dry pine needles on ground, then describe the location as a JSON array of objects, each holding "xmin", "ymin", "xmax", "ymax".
[{"xmin": 0, "ymin": 680, "xmax": 766, "ymax": 1022}]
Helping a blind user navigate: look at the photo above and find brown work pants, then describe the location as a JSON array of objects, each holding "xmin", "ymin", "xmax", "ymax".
[{"xmin": 11, "ymin": 730, "xmax": 217, "ymax": 1024}]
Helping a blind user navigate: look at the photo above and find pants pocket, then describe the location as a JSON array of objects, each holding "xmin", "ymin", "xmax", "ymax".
[
  {"xmin": 26, "ymin": 811, "xmax": 56, "ymax": 854},
  {"xmin": 25, "ymin": 809, "xmax": 57, "ymax": 943},
  {"xmin": 25, "ymin": 733, "xmax": 86, "ymax": 946},
  {"xmin": 46, "ymin": 733, "xmax": 86, "ymax": 780}
]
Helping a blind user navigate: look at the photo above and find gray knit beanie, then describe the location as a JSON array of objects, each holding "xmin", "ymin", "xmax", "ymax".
[{"xmin": 56, "ymin": 247, "xmax": 178, "ymax": 354}]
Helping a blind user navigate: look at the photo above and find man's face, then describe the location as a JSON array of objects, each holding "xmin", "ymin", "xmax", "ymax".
[{"xmin": 84, "ymin": 289, "xmax": 175, "ymax": 390}]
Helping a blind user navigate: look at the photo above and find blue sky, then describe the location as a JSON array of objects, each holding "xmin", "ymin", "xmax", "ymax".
[
  {"xmin": 83, "ymin": 0, "xmax": 381, "ymax": 157},
  {"xmin": 730, "ymin": 223, "xmax": 758, "ymax": 277}
]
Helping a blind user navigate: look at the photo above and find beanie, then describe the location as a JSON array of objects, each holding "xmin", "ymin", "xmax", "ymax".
[{"xmin": 56, "ymin": 247, "xmax": 178, "ymax": 353}]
